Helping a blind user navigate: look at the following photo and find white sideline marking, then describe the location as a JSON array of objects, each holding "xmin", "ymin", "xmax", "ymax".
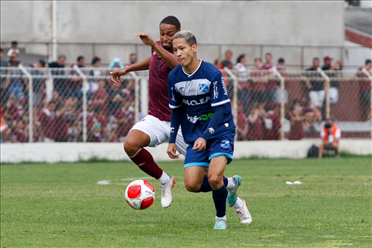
[{"xmin": 97, "ymin": 177, "xmax": 152, "ymax": 185}]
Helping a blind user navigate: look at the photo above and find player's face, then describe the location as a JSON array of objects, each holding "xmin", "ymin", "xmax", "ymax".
[
  {"xmin": 159, "ymin": 23, "xmax": 179, "ymax": 50},
  {"xmin": 173, "ymin": 38, "xmax": 197, "ymax": 68}
]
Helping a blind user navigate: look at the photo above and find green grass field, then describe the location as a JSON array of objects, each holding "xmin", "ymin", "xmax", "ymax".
[{"xmin": 1, "ymin": 157, "xmax": 371, "ymax": 248}]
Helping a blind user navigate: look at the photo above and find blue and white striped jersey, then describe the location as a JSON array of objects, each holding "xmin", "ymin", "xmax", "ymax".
[{"xmin": 168, "ymin": 60, "xmax": 235, "ymax": 144}]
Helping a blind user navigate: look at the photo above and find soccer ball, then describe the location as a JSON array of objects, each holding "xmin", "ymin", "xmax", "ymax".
[{"xmin": 125, "ymin": 180, "xmax": 155, "ymax": 210}]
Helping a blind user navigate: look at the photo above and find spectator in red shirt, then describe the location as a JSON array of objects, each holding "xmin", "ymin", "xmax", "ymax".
[
  {"xmin": 261, "ymin": 53, "xmax": 280, "ymax": 105},
  {"xmin": 247, "ymin": 107, "xmax": 266, "ymax": 140},
  {"xmin": 93, "ymin": 80, "xmax": 109, "ymax": 115},
  {"xmin": 288, "ymin": 99, "xmax": 305, "ymax": 140},
  {"xmin": 55, "ymin": 98, "xmax": 74, "ymax": 142},
  {"xmin": 36, "ymin": 100, "xmax": 57, "ymax": 142},
  {"xmin": 357, "ymin": 59, "xmax": 372, "ymax": 120},
  {"xmin": 264, "ymin": 103, "xmax": 281, "ymax": 140},
  {"xmin": 3, "ymin": 94, "xmax": 17, "ymax": 123},
  {"xmin": 11, "ymin": 119, "xmax": 27, "ymax": 143}
]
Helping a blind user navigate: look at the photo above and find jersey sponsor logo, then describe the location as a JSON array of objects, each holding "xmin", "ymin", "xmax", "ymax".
[
  {"xmin": 182, "ymin": 96, "xmax": 211, "ymax": 106},
  {"xmin": 208, "ymin": 127, "xmax": 215, "ymax": 135},
  {"xmin": 220, "ymin": 140, "xmax": 230, "ymax": 149},
  {"xmin": 199, "ymin": 83, "xmax": 209, "ymax": 93},
  {"xmin": 213, "ymin": 81, "xmax": 219, "ymax": 99},
  {"xmin": 186, "ymin": 114, "xmax": 201, "ymax": 124},
  {"xmin": 221, "ymin": 78, "xmax": 228, "ymax": 96}
]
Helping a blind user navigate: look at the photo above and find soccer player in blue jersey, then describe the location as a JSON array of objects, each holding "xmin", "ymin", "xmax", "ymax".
[{"xmin": 167, "ymin": 30, "xmax": 252, "ymax": 229}]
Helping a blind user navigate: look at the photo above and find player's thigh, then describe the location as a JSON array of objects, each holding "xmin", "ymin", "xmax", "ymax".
[
  {"xmin": 124, "ymin": 129, "xmax": 151, "ymax": 151},
  {"xmin": 129, "ymin": 115, "xmax": 168, "ymax": 147}
]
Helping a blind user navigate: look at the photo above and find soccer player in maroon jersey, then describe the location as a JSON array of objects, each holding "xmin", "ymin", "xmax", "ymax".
[{"xmin": 110, "ymin": 16, "xmax": 187, "ymax": 208}]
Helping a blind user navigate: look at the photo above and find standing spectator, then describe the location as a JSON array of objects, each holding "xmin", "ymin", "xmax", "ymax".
[
  {"xmin": 303, "ymin": 57, "xmax": 325, "ymax": 111},
  {"xmin": 48, "ymin": 55, "xmax": 66, "ymax": 96},
  {"xmin": 277, "ymin": 58, "xmax": 286, "ymax": 72},
  {"xmin": 247, "ymin": 107, "xmax": 266, "ymax": 140},
  {"xmin": 36, "ymin": 100, "xmax": 57, "ymax": 142},
  {"xmin": 222, "ymin": 50, "xmax": 233, "ymax": 69},
  {"xmin": 7, "ymin": 52, "xmax": 26, "ymax": 97},
  {"xmin": 89, "ymin": 56, "xmax": 102, "ymax": 96},
  {"xmin": 114, "ymin": 96, "xmax": 135, "ymax": 141},
  {"xmin": 127, "ymin": 53, "xmax": 138, "ymax": 66},
  {"xmin": 318, "ymin": 117, "xmax": 341, "ymax": 158},
  {"xmin": 261, "ymin": 53, "xmax": 279, "ymax": 104},
  {"xmin": 234, "ymin": 54, "xmax": 250, "ymax": 113},
  {"xmin": 7, "ymin": 41, "xmax": 20, "ymax": 57},
  {"xmin": 357, "ymin": 59, "xmax": 372, "ymax": 120},
  {"xmin": 288, "ymin": 99, "xmax": 305, "ymax": 140},
  {"xmin": 250, "ymin": 58, "xmax": 267, "ymax": 111},
  {"xmin": 28, "ymin": 59, "xmax": 46, "ymax": 107},
  {"xmin": 0, "ymin": 48, "xmax": 10, "ymax": 106},
  {"xmin": 263, "ymin": 103, "xmax": 281, "ymax": 140},
  {"xmin": 321, "ymin": 56, "xmax": 342, "ymax": 104},
  {"xmin": 68, "ymin": 55, "xmax": 85, "ymax": 99}
]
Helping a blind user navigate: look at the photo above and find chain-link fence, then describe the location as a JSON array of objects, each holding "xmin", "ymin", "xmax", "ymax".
[{"xmin": 1, "ymin": 66, "xmax": 371, "ymax": 143}]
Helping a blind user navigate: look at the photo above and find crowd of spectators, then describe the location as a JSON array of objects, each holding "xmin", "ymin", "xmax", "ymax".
[
  {"xmin": 214, "ymin": 50, "xmax": 371, "ymax": 141},
  {"xmin": 0, "ymin": 42, "xmax": 136, "ymax": 143},
  {"xmin": 0, "ymin": 41, "xmax": 371, "ymax": 143}
]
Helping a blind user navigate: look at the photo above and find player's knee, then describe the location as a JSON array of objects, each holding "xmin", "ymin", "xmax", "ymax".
[
  {"xmin": 208, "ymin": 175, "xmax": 222, "ymax": 189},
  {"xmin": 124, "ymin": 139, "xmax": 140, "ymax": 157},
  {"xmin": 184, "ymin": 182, "xmax": 200, "ymax": 192}
]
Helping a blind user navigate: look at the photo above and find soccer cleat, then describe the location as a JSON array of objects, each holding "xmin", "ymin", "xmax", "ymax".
[
  {"xmin": 234, "ymin": 199, "xmax": 252, "ymax": 224},
  {"xmin": 227, "ymin": 175, "xmax": 242, "ymax": 207},
  {"xmin": 214, "ymin": 218, "xmax": 227, "ymax": 230},
  {"xmin": 160, "ymin": 177, "xmax": 175, "ymax": 208}
]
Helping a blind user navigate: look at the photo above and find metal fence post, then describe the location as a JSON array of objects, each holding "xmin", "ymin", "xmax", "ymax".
[
  {"xmin": 129, "ymin": 72, "xmax": 140, "ymax": 123},
  {"xmin": 272, "ymin": 68, "xmax": 285, "ymax": 140},
  {"xmin": 362, "ymin": 68, "xmax": 372, "ymax": 139},
  {"xmin": 19, "ymin": 65, "xmax": 33, "ymax": 143},
  {"xmin": 73, "ymin": 65, "xmax": 88, "ymax": 142},
  {"xmin": 317, "ymin": 68, "xmax": 331, "ymax": 119},
  {"xmin": 223, "ymin": 67, "xmax": 238, "ymax": 140}
]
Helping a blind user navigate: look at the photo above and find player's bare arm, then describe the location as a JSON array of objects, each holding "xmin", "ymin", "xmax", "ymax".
[
  {"xmin": 110, "ymin": 57, "xmax": 151, "ymax": 84},
  {"xmin": 167, "ymin": 143, "xmax": 179, "ymax": 159},
  {"xmin": 136, "ymin": 30, "xmax": 179, "ymax": 69}
]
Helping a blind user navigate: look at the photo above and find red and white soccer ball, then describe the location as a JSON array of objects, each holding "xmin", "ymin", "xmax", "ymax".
[{"xmin": 125, "ymin": 180, "xmax": 155, "ymax": 210}]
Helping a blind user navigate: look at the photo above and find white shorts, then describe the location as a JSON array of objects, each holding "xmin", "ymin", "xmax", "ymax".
[
  {"xmin": 130, "ymin": 115, "xmax": 187, "ymax": 156},
  {"xmin": 309, "ymin": 90, "xmax": 325, "ymax": 108}
]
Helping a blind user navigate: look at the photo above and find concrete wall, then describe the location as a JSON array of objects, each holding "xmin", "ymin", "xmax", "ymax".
[
  {"xmin": 1, "ymin": 1, "xmax": 345, "ymax": 66},
  {"xmin": 1, "ymin": 140, "xmax": 370, "ymax": 164}
]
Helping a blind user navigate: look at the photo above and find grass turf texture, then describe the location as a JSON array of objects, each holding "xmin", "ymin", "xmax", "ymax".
[{"xmin": 1, "ymin": 157, "xmax": 371, "ymax": 248}]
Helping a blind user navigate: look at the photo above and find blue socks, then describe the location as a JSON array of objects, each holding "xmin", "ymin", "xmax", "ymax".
[
  {"xmin": 198, "ymin": 175, "xmax": 228, "ymax": 192},
  {"xmin": 213, "ymin": 185, "xmax": 227, "ymax": 218}
]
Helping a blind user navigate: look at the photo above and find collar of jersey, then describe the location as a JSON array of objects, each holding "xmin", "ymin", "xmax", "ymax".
[{"xmin": 182, "ymin": 59, "xmax": 202, "ymax": 77}]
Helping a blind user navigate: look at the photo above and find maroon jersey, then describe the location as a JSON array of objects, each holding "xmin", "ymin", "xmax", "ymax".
[
  {"xmin": 148, "ymin": 41, "xmax": 174, "ymax": 121},
  {"xmin": 247, "ymin": 114, "xmax": 265, "ymax": 140},
  {"xmin": 37, "ymin": 109, "xmax": 56, "ymax": 140},
  {"xmin": 12, "ymin": 128, "xmax": 27, "ymax": 143},
  {"xmin": 264, "ymin": 112, "xmax": 280, "ymax": 140},
  {"xmin": 55, "ymin": 112, "xmax": 69, "ymax": 140},
  {"xmin": 357, "ymin": 67, "xmax": 371, "ymax": 91},
  {"xmin": 250, "ymin": 69, "xmax": 267, "ymax": 92}
]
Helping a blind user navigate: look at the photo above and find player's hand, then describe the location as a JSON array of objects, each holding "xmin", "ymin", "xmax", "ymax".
[
  {"xmin": 193, "ymin": 138, "xmax": 206, "ymax": 151},
  {"xmin": 110, "ymin": 68, "xmax": 127, "ymax": 84},
  {"xmin": 167, "ymin": 143, "xmax": 179, "ymax": 159},
  {"xmin": 135, "ymin": 32, "xmax": 155, "ymax": 47}
]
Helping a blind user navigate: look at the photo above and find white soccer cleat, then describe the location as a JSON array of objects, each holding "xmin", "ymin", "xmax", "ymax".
[
  {"xmin": 160, "ymin": 177, "xmax": 175, "ymax": 208},
  {"xmin": 234, "ymin": 199, "xmax": 252, "ymax": 224}
]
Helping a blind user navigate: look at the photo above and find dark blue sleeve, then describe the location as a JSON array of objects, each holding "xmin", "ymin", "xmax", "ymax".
[
  {"xmin": 169, "ymin": 107, "xmax": 183, "ymax": 144},
  {"xmin": 201, "ymin": 105, "xmax": 225, "ymax": 141}
]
